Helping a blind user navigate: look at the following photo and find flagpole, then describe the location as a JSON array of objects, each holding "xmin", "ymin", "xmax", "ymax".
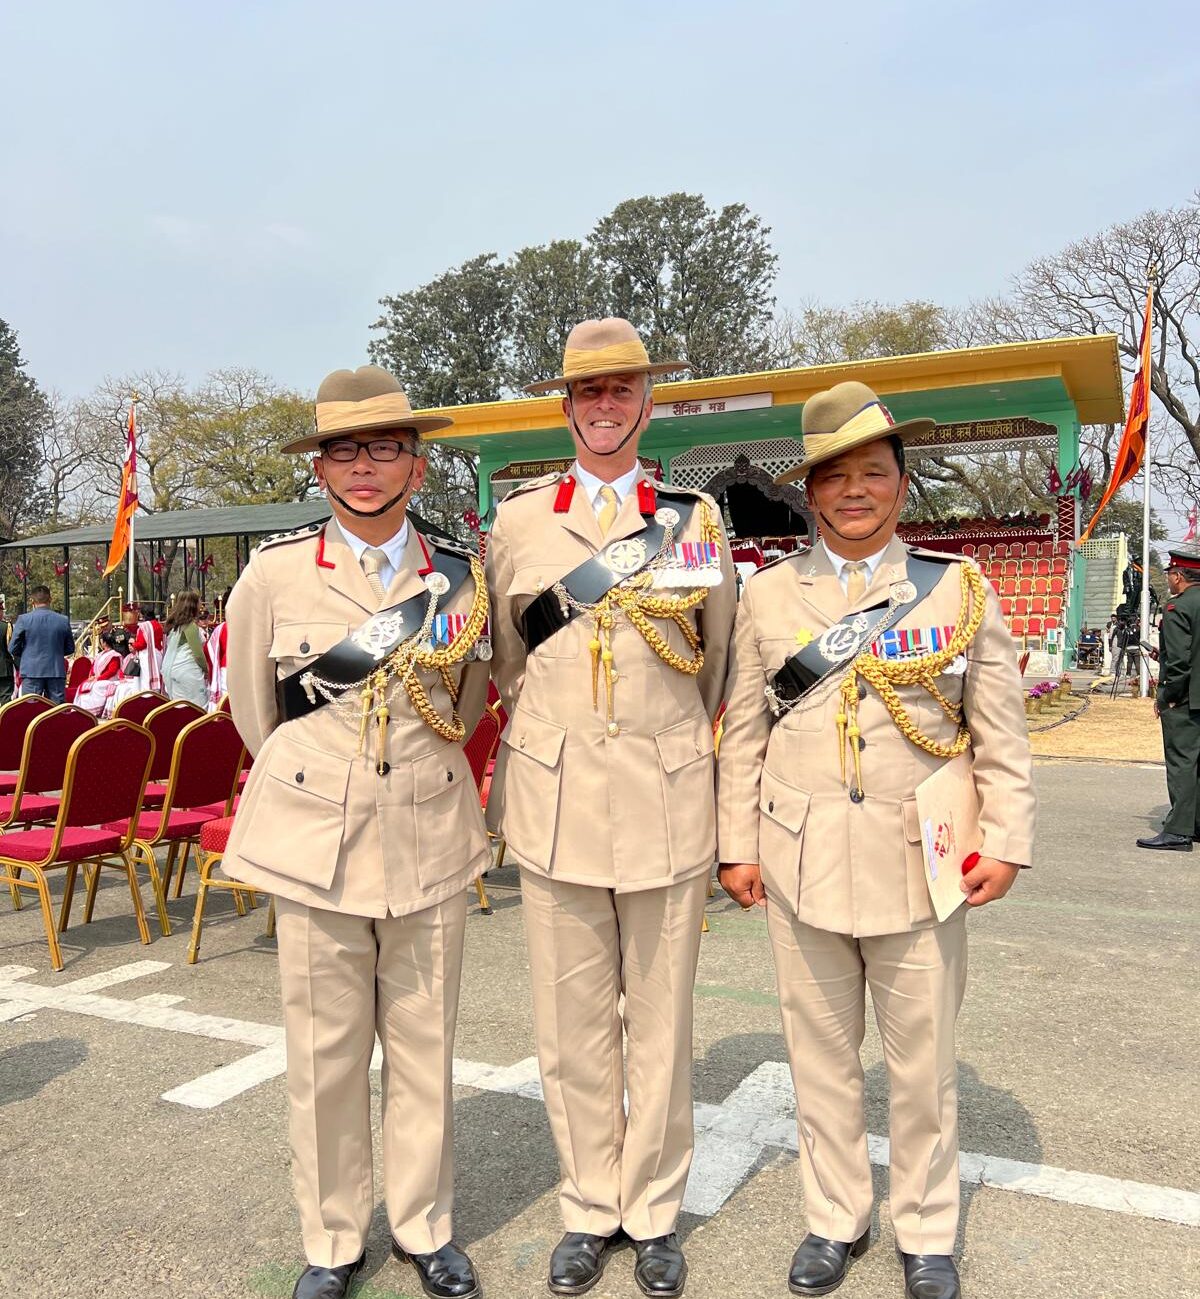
[
  {"xmin": 127, "ymin": 393, "xmax": 138, "ymax": 606},
  {"xmin": 1139, "ymin": 274, "xmax": 1156, "ymax": 699}
]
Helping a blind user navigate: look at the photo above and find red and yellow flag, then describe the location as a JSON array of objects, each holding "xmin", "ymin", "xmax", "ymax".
[
  {"xmin": 1078, "ymin": 285, "xmax": 1154, "ymax": 544},
  {"xmin": 103, "ymin": 401, "xmax": 139, "ymax": 576}
]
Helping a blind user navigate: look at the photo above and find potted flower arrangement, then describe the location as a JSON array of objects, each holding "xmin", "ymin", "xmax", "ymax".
[
  {"xmin": 1027, "ymin": 681, "xmax": 1057, "ymax": 714},
  {"xmin": 1057, "ymin": 673, "xmax": 1072, "ymax": 700}
]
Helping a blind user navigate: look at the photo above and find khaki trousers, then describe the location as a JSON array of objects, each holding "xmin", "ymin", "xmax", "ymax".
[
  {"xmin": 520, "ymin": 868, "xmax": 708, "ymax": 1240},
  {"xmin": 765, "ymin": 904, "xmax": 968, "ymax": 1255},
  {"xmin": 275, "ymin": 892, "xmax": 466, "ymax": 1267}
]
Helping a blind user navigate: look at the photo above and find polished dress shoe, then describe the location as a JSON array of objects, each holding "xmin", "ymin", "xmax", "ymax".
[
  {"xmin": 291, "ymin": 1251, "xmax": 365, "ymax": 1299},
  {"xmin": 897, "ymin": 1251, "xmax": 960, "ymax": 1299},
  {"xmin": 632, "ymin": 1233, "xmax": 687, "ymax": 1297},
  {"xmin": 1137, "ymin": 831, "xmax": 1192, "ymax": 850},
  {"xmin": 788, "ymin": 1228, "xmax": 869, "ymax": 1294},
  {"xmin": 391, "ymin": 1239, "xmax": 480, "ymax": 1299},
  {"xmin": 547, "ymin": 1231, "xmax": 618, "ymax": 1295}
]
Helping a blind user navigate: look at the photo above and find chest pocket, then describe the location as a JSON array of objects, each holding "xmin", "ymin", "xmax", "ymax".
[
  {"xmin": 508, "ymin": 566, "xmax": 575, "ymax": 658},
  {"xmin": 269, "ymin": 621, "xmax": 349, "ymax": 675}
]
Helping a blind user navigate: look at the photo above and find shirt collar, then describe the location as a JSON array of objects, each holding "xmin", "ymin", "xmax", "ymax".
[
  {"xmin": 572, "ymin": 460, "xmax": 642, "ymax": 509},
  {"xmin": 820, "ymin": 538, "xmax": 890, "ymax": 581},
  {"xmin": 338, "ymin": 518, "xmax": 410, "ymax": 570}
]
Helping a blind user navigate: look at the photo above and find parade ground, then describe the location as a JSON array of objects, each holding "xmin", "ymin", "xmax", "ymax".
[{"xmin": 1, "ymin": 757, "xmax": 1196, "ymax": 1299}]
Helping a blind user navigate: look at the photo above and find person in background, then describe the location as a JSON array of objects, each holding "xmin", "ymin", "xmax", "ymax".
[
  {"xmin": 161, "ymin": 589, "xmax": 210, "ymax": 707},
  {"xmin": 0, "ymin": 596, "xmax": 14, "ymax": 704},
  {"xmin": 10, "ymin": 585, "xmax": 75, "ymax": 704},
  {"xmin": 123, "ymin": 602, "xmax": 164, "ymax": 691},
  {"xmin": 75, "ymin": 628, "xmax": 125, "ymax": 717}
]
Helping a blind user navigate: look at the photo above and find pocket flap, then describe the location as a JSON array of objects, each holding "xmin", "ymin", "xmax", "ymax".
[
  {"xmin": 412, "ymin": 748, "xmax": 469, "ymax": 803},
  {"xmin": 506, "ymin": 566, "xmax": 565, "ymax": 599},
  {"xmin": 902, "ymin": 797, "xmax": 922, "ymax": 843},
  {"xmin": 265, "ymin": 735, "xmax": 351, "ymax": 806},
  {"xmin": 760, "ymin": 769, "xmax": 812, "ymax": 833},
  {"xmin": 655, "ymin": 713, "xmax": 714, "ymax": 774},
  {"xmin": 503, "ymin": 707, "xmax": 566, "ymax": 769},
  {"xmin": 269, "ymin": 621, "xmax": 348, "ymax": 660}
]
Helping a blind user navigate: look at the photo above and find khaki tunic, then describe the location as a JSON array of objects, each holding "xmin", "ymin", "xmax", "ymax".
[
  {"xmin": 486, "ymin": 471, "xmax": 736, "ymax": 890},
  {"xmin": 718, "ymin": 535, "xmax": 1035, "ymax": 936},
  {"xmin": 223, "ymin": 518, "xmax": 491, "ymax": 918}
]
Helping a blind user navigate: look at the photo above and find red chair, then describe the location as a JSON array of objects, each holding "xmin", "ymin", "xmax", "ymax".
[
  {"xmin": 1031, "ymin": 595, "xmax": 1047, "ymax": 616},
  {"xmin": 976, "ymin": 544, "xmax": 992, "ymax": 562},
  {"xmin": 1045, "ymin": 616, "xmax": 1060, "ymax": 631},
  {"xmin": 1027, "ymin": 616, "xmax": 1043, "ymax": 640},
  {"xmin": 1048, "ymin": 595, "xmax": 1064, "ymax": 618},
  {"xmin": 112, "ymin": 690, "xmax": 169, "ymax": 726},
  {"xmin": 1051, "ymin": 557, "xmax": 1068, "ymax": 575},
  {"xmin": 1000, "ymin": 579, "xmax": 1017, "ymax": 597},
  {"xmin": 0, "ymin": 695, "xmax": 54, "ymax": 796},
  {"xmin": 186, "ymin": 814, "xmax": 276, "ymax": 963},
  {"xmin": 1040, "ymin": 541, "xmax": 1054, "ymax": 558},
  {"xmin": 1000, "ymin": 597, "xmax": 1014, "ymax": 618},
  {"xmin": 1054, "ymin": 540, "xmax": 1071, "ymax": 557},
  {"xmin": 1003, "ymin": 559, "xmax": 1019, "ymax": 579},
  {"xmin": 1049, "ymin": 575, "xmax": 1066, "ymax": 596},
  {"xmin": 1015, "ymin": 596, "xmax": 1030, "ymax": 616},
  {"xmin": 140, "ymin": 700, "xmax": 207, "ymax": 810},
  {"xmin": 1017, "ymin": 577, "xmax": 1032, "ymax": 596},
  {"xmin": 961, "ymin": 543, "xmax": 976, "ymax": 559},
  {"xmin": 1036, "ymin": 558, "xmax": 1051, "ymax": 578},
  {"xmin": 989, "ymin": 578, "xmax": 1002, "ymax": 595},
  {"xmin": 0, "ymin": 719, "xmax": 154, "ymax": 971},
  {"xmin": 1011, "ymin": 616, "xmax": 1026, "ymax": 637},
  {"xmin": 1033, "ymin": 576, "xmax": 1049, "ymax": 595},
  {"xmin": 1009, "ymin": 542, "xmax": 1024, "ymax": 559},
  {"xmin": 63, "ymin": 656, "xmax": 93, "ymax": 704},
  {"xmin": 993, "ymin": 542, "xmax": 1008, "ymax": 560},
  {"xmin": 463, "ymin": 703, "xmax": 505, "ymax": 914}
]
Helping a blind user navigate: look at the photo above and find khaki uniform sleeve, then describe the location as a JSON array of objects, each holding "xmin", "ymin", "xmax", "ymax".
[
  {"xmin": 225, "ymin": 553, "xmax": 278, "ymax": 757},
  {"xmin": 963, "ymin": 580, "xmax": 1037, "ymax": 867},
  {"xmin": 716, "ymin": 577, "xmax": 772, "ymax": 865},
  {"xmin": 484, "ymin": 509, "xmax": 527, "ymax": 717},
  {"xmin": 456, "ymin": 657, "xmax": 489, "ymax": 739},
  {"xmin": 695, "ymin": 504, "xmax": 738, "ymax": 722}
]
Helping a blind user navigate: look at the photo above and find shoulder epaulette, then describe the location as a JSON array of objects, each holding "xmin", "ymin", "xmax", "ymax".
[
  {"xmin": 748, "ymin": 547, "xmax": 813, "ymax": 580},
  {"xmin": 906, "ymin": 544, "xmax": 963, "ymax": 565},
  {"xmin": 423, "ymin": 531, "xmax": 475, "ymax": 560},
  {"xmin": 502, "ymin": 471, "xmax": 563, "ymax": 503},
  {"xmin": 256, "ymin": 521, "xmax": 324, "ymax": 552}
]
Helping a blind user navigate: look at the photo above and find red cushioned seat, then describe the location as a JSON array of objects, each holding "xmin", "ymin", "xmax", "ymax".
[
  {"xmin": 141, "ymin": 782, "xmax": 169, "ymax": 810},
  {"xmin": 0, "ymin": 773, "xmax": 18, "ymax": 796},
  {"xmin": 0, "ymin": 826, "xmax": 125, "ymax": 862},
  {"xmin": 0, "ymin": 794, "xmax": 60, "ymax": 822},
  {"xmin": 103, "ymin": 807, "xmax": 216, "ymax": 840},
  {"xmin": 237, "ymin": 769, "xmax": 249, "ymax": 790},
  {"xmin": 200, "ymin": 815, "xmax": 236, "ymax": 854}
]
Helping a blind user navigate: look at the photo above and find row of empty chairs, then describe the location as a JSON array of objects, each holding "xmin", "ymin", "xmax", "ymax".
[
  {"xmin": 963, "ymin": 539, "xmax": 1071, "ymax": 560},
  {"xmin": 0, "ymin": 692, "xmax": 246, "ymax": 969}
]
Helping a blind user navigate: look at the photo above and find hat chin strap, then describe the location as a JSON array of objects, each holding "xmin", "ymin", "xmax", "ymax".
[
  {"xmin": 817, "ymin": 484, "xmax": 904, "ymax": 546},
  {"xmin": 567, "ymin": 393, "xmax": 643, "ymax": 458},
  {"xmin": 325, "ymin": 462, "xmax": 417, "ymax": 520}
]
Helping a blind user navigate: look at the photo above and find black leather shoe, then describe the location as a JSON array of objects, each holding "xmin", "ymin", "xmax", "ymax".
[
  {"xmin": 547, "ymin": 1232, "xmax": 618, "ymax": 1295},
  {"xmin": 788, "ymin": 1229, "xmax": 870, "ymax": 1295},
  {"xmin": 897, "ymin": 1251, "xmax": 960, "ymax": 1299},
  {"xmin": 632, "ymin": 1233, "xmax": 687, "ymax": 1297},
  {"xmin": 292, "ymin": 1252, "xmax": 365, "ymax": 1299},
  {"xmin": 1136, "ymin": 831, "xmax": 1192, "ymax": 850},
  {"xmin": 391, "ymin": 1239, "xmax": 480, "ymax": 1299}
]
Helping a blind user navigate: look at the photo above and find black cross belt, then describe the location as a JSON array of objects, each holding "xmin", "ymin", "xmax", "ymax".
[
  {"xmin": 276, "ymin": 549, "xmax": 471, "ymax": 723},
  {"xmin": 520, "ymin": 494, "xmax": 698, "ymax": 656},
  {"xmin": 769, "ymin": 554, "xmax": 953, "ymax": 706}
]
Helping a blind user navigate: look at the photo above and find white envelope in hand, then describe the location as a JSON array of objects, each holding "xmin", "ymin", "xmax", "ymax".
[{"xmin": 914, "ymin": 752, "xmax": 982, "ymax": 922}]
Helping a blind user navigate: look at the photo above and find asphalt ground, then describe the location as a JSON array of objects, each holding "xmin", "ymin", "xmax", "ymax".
[{"xmin": 1, "ymin": 758, "xmax": 1198, "ymax": 1299}]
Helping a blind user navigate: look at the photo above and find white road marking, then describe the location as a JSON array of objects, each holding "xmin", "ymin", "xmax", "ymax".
[
  {"xmin": 135, "ymin": 993, "xmax": 187, "ymax": 1007},
  {"xmin": 2, "ymin": 963, "xmax": 1197, "ymax": 1228}
]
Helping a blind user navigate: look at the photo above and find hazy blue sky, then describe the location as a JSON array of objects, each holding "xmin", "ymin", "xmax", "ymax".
[{"xmin": 5, "ymin": 0, "xmax": 1197, "ymax": 399}]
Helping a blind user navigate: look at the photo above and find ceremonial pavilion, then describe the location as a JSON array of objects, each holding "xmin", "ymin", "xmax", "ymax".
[{"xmin": 422, "ymin": 337, "xmax": 1125, "ymax": 665}]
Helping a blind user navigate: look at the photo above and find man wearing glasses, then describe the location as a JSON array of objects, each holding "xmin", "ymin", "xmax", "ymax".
[{"xmin": 224, "ymin": 366, "xmax": 491, "ymax": 1299}]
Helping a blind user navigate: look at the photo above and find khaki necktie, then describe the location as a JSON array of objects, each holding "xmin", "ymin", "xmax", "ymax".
[
  {"xmin": 361, "ymin": 547, "xmax": 388, "ymax": 599},
  {"xmin": 845, "ymin": 560, "xmax": 868, "ymax": 604},
  {"xmin": 597, "ymin": 484, "xmax": 619, "ymax": 536}
]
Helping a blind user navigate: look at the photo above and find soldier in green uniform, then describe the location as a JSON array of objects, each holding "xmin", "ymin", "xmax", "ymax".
[{"xmin": 1138, "ymin": 542, "xmax": 1200, "ymax": 852}]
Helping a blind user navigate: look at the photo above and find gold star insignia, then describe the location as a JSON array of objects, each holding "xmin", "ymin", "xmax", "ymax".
[{"xmin": 794, "ymin": 628, "xmax": 814, "ymax": 648}]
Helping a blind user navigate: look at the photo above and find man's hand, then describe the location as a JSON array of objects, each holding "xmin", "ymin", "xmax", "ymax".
[
  {"xmin": 718, "ymin": 862, "xmax": 766, "ymax": 909},
  {"xmin": 961, "ymin": 856, "xmax": 1021, "ymax": 907},
  {"xmin": 1154, "ymin": 699, "xmax": 1161, "ymax": 719}
]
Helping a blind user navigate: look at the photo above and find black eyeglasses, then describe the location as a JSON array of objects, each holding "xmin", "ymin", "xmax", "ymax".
[{"xmin": 321, "ymin": 437, "xmax": 418, "ymax": 463}]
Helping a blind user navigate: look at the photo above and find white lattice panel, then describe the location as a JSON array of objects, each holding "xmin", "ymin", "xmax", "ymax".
[{"xmin": 669, "ymin": 438, "xmax": 804, "ymax": 490}]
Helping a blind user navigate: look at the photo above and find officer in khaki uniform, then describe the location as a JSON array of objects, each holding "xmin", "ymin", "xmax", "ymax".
[
  {"xmin": 224, "ymin": 367, "xmax": 490, "ymax": 1299},
  {"xmin": 486, "ymin": 319, "xmax": 736, "ymax": 1298},
  {"xmin": 717, "ymin": 383, "xmax": 1035, "ymax": 1299}
]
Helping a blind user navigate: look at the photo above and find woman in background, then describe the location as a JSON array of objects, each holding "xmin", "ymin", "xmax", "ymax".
[{"xmin": 161, "ymin": 590, "xmax": 209, "ymax": 707}]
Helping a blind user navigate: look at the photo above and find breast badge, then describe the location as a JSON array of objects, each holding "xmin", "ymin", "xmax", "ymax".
[{"xmin": 603, "ymin": 537, "xmax": 648, "ymax": 575}]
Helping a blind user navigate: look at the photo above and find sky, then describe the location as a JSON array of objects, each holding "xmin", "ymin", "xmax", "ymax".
[{"xmin": 4, "ymin": 0, "xmax": 1198, "ymax": 402}]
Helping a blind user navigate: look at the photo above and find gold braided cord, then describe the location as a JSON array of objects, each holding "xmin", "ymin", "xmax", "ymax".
[
  {"xmin": 700, "ymin": 498, "xmax": 722, "ymax": 546},
  {"xmin": 837, "ymin": 562, "xmax": 988, "ymax": 789}
]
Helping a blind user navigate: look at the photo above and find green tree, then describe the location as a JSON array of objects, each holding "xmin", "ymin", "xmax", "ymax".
[
  {"xmin": 773, "ymin": 300, "xmax": 950, "ymax": 367},
  {"xmin": 507, "ymin": 240, "xmax": 606, "ymax": 388},
  {"xmin": 589, "ymin": 193, "xmax": 778, "ymax": 378},
  {"xmin": 0, "ymin": 319, "xmax": 48, "ymax": 539}
]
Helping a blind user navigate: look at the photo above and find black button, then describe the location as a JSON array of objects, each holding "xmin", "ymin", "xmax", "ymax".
[
  {"xmin": 768, "ymin": 800, "xmax": 775, "ymax": 812},
  {"xmin": 857, "ymin": 684, "xmax": 867, "ymax": 701},
  {"xmin": 858, "ymin": 736, "xmax": 867, "ymax": 751},
  {"xmin": 379, "ymin": 762, "xmax": 391, "ymax": 775},
  {"xmin": 849, "ymin": 786, "xmax": 864, "ymax": 803},
  {"xmin": 295, "ymin": 771, "xmax": 304, "ymax": 784},
  {"xmin": 299, "ymin": 640, "xmax": 310, "ymax": 654},
  {"xmin": 446, "ymin": 770, "xmax": 454, "ymax": 782}
]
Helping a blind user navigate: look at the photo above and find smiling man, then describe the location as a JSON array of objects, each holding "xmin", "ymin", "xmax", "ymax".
[
  {"xmin": 716, "ymin": 382, "xmax": 1035, "ymax": 1299},
  {"xmin": 486, "ymin": 319, "xmax": 736, "ymax": 1297},
  {"xmin": 223, "ymin": 366, "xmax": 491, "ymax": 1299}
]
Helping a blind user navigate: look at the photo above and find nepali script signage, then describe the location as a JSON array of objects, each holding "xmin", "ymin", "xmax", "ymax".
[{"xmin": 649, "ymin": 392, "xmax": 773, "ymax": 420}]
